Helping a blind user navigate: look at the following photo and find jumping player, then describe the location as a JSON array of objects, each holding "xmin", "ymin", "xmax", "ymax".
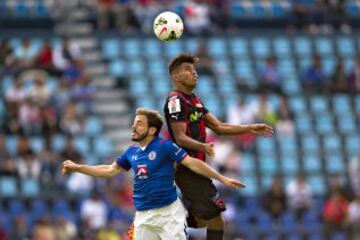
[
  {"xmin": 62, "ymin": 108, "xmax": 245, "ymax": 240},
  {"xmin": 164, "ymin": 54, "xmax": 274, "ymax": 240}
]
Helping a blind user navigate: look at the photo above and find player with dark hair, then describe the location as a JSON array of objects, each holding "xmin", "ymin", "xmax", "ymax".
[
  {"xmin": 164, "ymin": 54, "xmax": 274, "ymax": 240},
  {"xmin": 62, "ymin": 108, "xmax": 245, "ymax": 240}
]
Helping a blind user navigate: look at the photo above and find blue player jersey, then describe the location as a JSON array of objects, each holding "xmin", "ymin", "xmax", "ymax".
[{"xmin": 116, "ymin": 136, "xmax": 188, "ymax": 211}]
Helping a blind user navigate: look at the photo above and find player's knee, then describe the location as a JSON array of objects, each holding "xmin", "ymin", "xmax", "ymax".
[{"xmin": 206, "ymin": 215, "xmax": 224, "ymax": 230}]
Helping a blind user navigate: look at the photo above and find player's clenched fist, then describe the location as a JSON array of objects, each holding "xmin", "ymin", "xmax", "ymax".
[
  {"xmin": 201, "ymin": 143, "xmax": 215, "ymax": 159},
  {"xmin": 62, "ymin": 160, "xmax": 77, "ymax": 175}
]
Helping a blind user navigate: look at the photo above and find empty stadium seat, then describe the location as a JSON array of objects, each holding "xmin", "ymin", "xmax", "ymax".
[
  {"xmin": 273, "ymin": 37, "xmax": 291, "ymax": 56},
  {"xmin": 314, "ymin": 37, "xmax": 333, "ymax": 56},
  {"xmin": 84, "ymin": 116, "xmax": 103, "ymax": 136},
  {"xmin": 301, "ymin": 134, "xmax": 320, "ymax": 154},
  {"xmin": 294, "ymin": 37, "xmax": 312, "ymax": 57},
  {"xmin": 325, "ymin": 154, "xmax": 345, "ymax": 174},
  {"xmin": 123, "ymin": 39, "xmax": 141, "ymax": 57},
  {"xmin": 303, "ymin": 154, "xmax": 322, "ymax": 173},
  {"xmin": 21, "ymin": 178, "xmax": 40, "ymax": 197},
  {"xmin": 0, "ymin": 177, "xmax": 18, "ymax": 198},
  {"xmin": 309, "ymin": 95, "xmax": 329, "ymax": 113},
  {"xmin": 336, "ymin": 36, "xmax": 355, "ymax": 58},
  {"xmin": 229, "ymin": 37, "xmax": 249, "ymax": 57},
  {"xmin": 281, "ymin": 155, "xmax": 300, "ymax": 175},
  {"xmin": 94, "ymin": 137, "xmax": 113, "ymax": 157},
  {"xmin": 252, "ymin": 37, "xmax": 271, "ymax": 58}
]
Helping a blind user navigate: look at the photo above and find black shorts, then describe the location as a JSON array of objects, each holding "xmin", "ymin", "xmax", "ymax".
[{"xmin": 175, "ymin": 164, "xmax": 226, "ymax": 223}]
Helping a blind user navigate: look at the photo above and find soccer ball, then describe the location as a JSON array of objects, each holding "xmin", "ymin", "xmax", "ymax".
[{"xmin": 153, "ymin": 11, "xmax": 183, "ymax": 42}]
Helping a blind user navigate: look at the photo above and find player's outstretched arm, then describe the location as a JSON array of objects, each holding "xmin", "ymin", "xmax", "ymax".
[
  {"xmin": 170, "ymin": 121, "xmax": 215, "ymax": 158},
  {"xmin": 181, "ymin": 156, "xmax": 245, "ymax": 189},
  {"xmin": 62, "ymin": 160, "xmax": 124, "ymax": 178},
  {"xmin": 205, "ymin": 112, "xmax": 274, "ymax": 137}
]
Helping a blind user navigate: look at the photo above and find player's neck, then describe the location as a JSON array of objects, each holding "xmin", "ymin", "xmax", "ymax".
[
  {"xmin": 175, "ymin": 86, "xmax": 192, "ymax": 95},
  {"xmin": 139, "ymin": 135, "xmax": 155, "ymax": 148}
]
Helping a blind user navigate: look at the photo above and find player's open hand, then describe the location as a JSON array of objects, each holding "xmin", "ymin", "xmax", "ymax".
[
  {"xmin": 62, "ymin": 160, "xmax": 77, "ymax": 175},
  {"xmin": 250, "ymin": 123, "xmax": 274, "ymax": 137},
  {"xmin": 222, "ymin": 177, "xmax": 246, "ymax": 189},
  {"xmin": 202, "ymin": 143, "xmax": 215, "ymax": 159}
]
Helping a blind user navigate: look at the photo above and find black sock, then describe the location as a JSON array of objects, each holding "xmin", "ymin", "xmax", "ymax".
[{"xmin": 207, "ymin": 229, "xmax": 224, "ymax": 240}]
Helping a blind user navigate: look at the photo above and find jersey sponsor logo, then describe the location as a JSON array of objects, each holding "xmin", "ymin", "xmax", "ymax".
[
  {"xmin": 168, "ymin": 98, "xmax": 181, "ymax": 114},
  {"xmin": 189, "ymin": 111, "xmax": 203, "ymax": 123},
  {"xmin": 148, "ymin": 151, "xmax": 157, "ymax": 160},
  {"xmin": 171, "ymin": 114, "xmax": 179, "ymax": 120},
  {"xmin": 195, "ymin": 102, "xmax": 203, "ymax": 108},
  {"xmin": 137, "ymin": 164, "xmax": 148, "ymax": 179}
]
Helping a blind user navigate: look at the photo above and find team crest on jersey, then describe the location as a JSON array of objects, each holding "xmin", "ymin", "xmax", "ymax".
[
  {"xmin": 137, "ymin": 164, "xmax": 148, "ymax": 179},
  {"xmin": 168, "ymin": 98, "xmax": 181, "ymax": 114},
  {"xmin": 148, "ymin": 151, "xmax": 157, "ymax": 160}
]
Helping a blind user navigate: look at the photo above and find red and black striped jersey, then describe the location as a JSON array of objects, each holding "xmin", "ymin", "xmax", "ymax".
[{"xmin": 164, "ymin": 90, "xmax": 209, "ymax": 161}]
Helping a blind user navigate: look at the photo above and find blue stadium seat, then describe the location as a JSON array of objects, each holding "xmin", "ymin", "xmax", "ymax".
[
  {"xmin": 281, "ymin": 155, "xmax": 300, "ymax": 175},
  {"xmin": 283, "ymin": 77, "xmax": 301, "ymax": 94},
  {"xmin": 346, "ymin": 2, "xmax": 360, "ymax": 17},
  {"xmin": 241, "ymin": 176, "xmax": 258, "ymax": 196},
  {"xmin": 308, "ymin": 175, "xmax": 326, "ymax": 195},
  {"xmin": 272, "ymin": 4, "xmax": 289, "ymax": 17},
  {"xmin": 217, "ymin": 75, "xmax": 236, "ymax": 95},
  {"xmin": 102, "ymin": 39, "xmax": 119, "ymax": 59},
  {"xmin": 323, "ymin": 135, "xmax": 342, "ymax": 155},
  {"xmin": 5, "ymin": 135, "xmax": 18, "ymax": 156},
  {"xmin": 0, "ymin": 177, "xmax": 17, "ymax": 198},
  {"xmin": 259, "ymin": 155, "xmax": 278, "ymax": 175},
  {"xmin": 196, "ymin": 76, "xmax": 215, "ymax": 95},
  {"xmin": 278, "ymin": 58, "xmax": 296, "ymax": 75},
  {"xmin": 129, "ymin": 77, "xmax": 148, "ymax": 96},
  {"xmin": 147, "ymin": 59, "xmax": 167, "ymax": 75},
  {"xmin": 332, "ymin": 94, "xmax": 351, "ymax": 114},
  {"xmin": 310, "ymin": 95, "xmax": 328, "ymax": 113},
  {"xmin": 108, "ymin": 60, "xmax": 125, "ymax": 77},
  {"xmin": 21, "ymin": 179, "xmax": 40, "ymax": 197},
  {"xmin": 14, "ymin": 1, "xmax": 28, "ymax": 16},
  {"xmin": 295, "ymin": 114, "xmax": 313, "ymax": 133},
  {"xmin": 343, "ymin": 57, "xmax": 354, "ymax": 73},
  {"xmin": 30, "ymin": 199, "xmax": 48, "ymax": 219},
  {"xmin": 281, "ymin": 212, "xmax": 297, "ymax": 233},
  {"xmin": 278, "ymin": 136, "xmax": 297, "ymax": 157},
  {"xmin": 143, "ymin": 39, "xmax": 161, "ymax": 57},
  {"xmin": 229, "ymin": 37, "xmax": 249, "ymax": 57},
  {"xmin": 257, "ymin": 212, "xmax": 273, "ymax": 233},
  {"xmin": 314, "ymin": 37, "xmax": 333, "ymax": 56},
  {"xmin": 322, "ymin": 58, "xmax": 336, "ymax": 76},
  {"xmin": 301, "ymin": 134, "xmax": 319, "ymax": 154},
  {"xmin": 251, "ymin": 37, "xmax": 271, "ymax": 58},
  {"xmin": 315, "ymin": 113, "xmax": 334, "ymax": 134},
  {"xmin": 336, "ymin": 37, "xmax": 355, "ymax": 58},
  {"xmin": 123, "ymin": 39, "xmax": 141, "ymax": 57},
  {"xmin": 303, "ymin": 154, "xmax": 322, "ymax": 173},
  {"xmin": 251, "ymin": 3, "xmax": 267, "ymax": 17},
  {"xmin": 289, "ymin": 96, "xmax": 307, "ymax": 112},
  {"xmin": 294, "ymin": 37, "xmax": 312, "ymax": 57},
  {"xmin": 230, "ymin": 3, "xmax": 246, "ymax": 17},
  {"xmin": 30, "ymin": 137, "xmax": 44, "ymax": 153},
  {"xmin": 84, "ymin": 116, "xmax": 103, "ymax": 136},
  {"xmin": 34, "ymin": 1, "xmax": 48, "ymax": 17},
  {"xmin": 164, "ymin": 41, "xmax": 183, "ymax": 57},
  {"xmin": 73, "ymin": 137, "xmax": 90, "ymax": 155},
  {"xmin": 136, "ymin": 97, "xmax": 156, "ymax": 109},
  {"xmin": 127, "ymin": 60, "xmax": 144, "ymax": 75},
  {"xmin": 257, "ymin": 137, "xmax": 276, "ymax": 153},
  {"xmin": 345, "ymin": 134, "xmax": 360, "ymax": 156},
  {"xmin": 184, "ymin": 38, "xmax": 199, "ymax": 53},
  {"xmin": 153, "ymin": 78, "xmax": 170, "ymax": 96},
  {"xmin": 337, "ymin": 114, "xmax": 356, "ymax": 134},
  {"xmin": 52, "ymin": 199, "xmax": 70, "ymax": 215},
  {"xmin": 94, "ymin": 137, "xmax": 113, "ymax": 157},
  {"xmin": 356, "ymin": 95, "xmax": 360, "ymax": 113},
  {"xmin": 9, "ymin": 200, "xmax": 25, "ymax": 216},
  {"xmin": 202, "ymin": 96, "xmax": 222, "ymax": 117},
  {"xmin": 215, "ymin": 59, "xmax": 231, "ymax": 74},
  {"xmin": 325, "ymin": 154, "xmax": 344, "ymax": 174},
  {"xmin": 332, "ymin": 232, "xmax": 347, "ymax": 240},
  {"xmin": 208, "ymin": 38, "xmax": 227, "ymax": 57},
  {"xmin": 51, "ymin": 134, "xmax": 66, "ymax": 152},
  {"xmin": 241, "ymin": 153, "xmax": 256, "ymax": 174}
]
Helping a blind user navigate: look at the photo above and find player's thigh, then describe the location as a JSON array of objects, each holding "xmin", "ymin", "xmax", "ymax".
[
  {"xmin": 202, "ymin": 214, "xmax": 224, "ymax": 230},
  {"xmin": 160, "ymin": 199, "xmax": 187, "ymax": 240},
  {"xmin": 134, "ymin": 224, "xmax": 160, "ymax": 240}
]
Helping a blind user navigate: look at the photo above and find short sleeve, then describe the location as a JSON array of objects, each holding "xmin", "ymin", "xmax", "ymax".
[
  {"xmin": 115, "ymin": 148, "xmax": 131, "ymax": 171},
  {"xmin": 165, "ymin": 96, "xmax": 186, "ymax": 122},
  {"xmin": 164, "ymin": 141, "xmax": 187, "ymax": 163}
]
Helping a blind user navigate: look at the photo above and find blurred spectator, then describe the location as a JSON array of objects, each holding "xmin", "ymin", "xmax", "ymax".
[
  {"xmin": 331, "ymin": 59, "xmax": 349, "ymax": 93},
  {"xmin": 16, "ymin": 150, "xmax": 42, "ymax": 180},
  {"xmin": 63, "ymin": 59, "xmax": 87, "ymax": 85},
  {"xmin": 348, "ymin": 194, "xmax": 360, "ymax": 239},
  {"xmin": 250, "ymin": 94, "xmax": 277, "ymax": 125},
  {"xmin": 258, "ymin": 55, "xmax": 283, "ymax": 94},
  {"xmin": 17, "ymin": 136, "xmax": 31, "ymax": 156},
  {"xmin": 184, "ymin": 0, "xmax": 211, "ymax": 35},
  {"xmin": 39, "ymin": 141, "xmax": 60, "ymax": 189},
  {"xmin": 10, "ymin": 215, "xmax": 30, "ymax": 240},
  {"xmin": 14, "ymin": 38, "xmax": 37, "ymax": 67},
  {"xmin": 0, "ymin": 39, "xmax": 15, "ymax": 70},
  {"xmin": 0, "ymin": 134, "xmax": 17, "ymax": 177},
  {"xmin": 195, "ymin": 42, "xmax": 214, "ymax": 76},
  {"xmin": 40, "ymin": 103, "xmax": 58, "ymax": 138},
  {"xmin": 209, "ymin": 0, "xmax": 231, "ymax": 32},
  {"xmin": 18, "ymin": 97, "xmax": 42, "ymax": 135},
  {"xmin": 66, "ymin": 168, "xmax": 94, "ymax": 196},
  {"xmin": 97, "ymin": 222, "xmax": 121, "ymax": 240},
  {"xmin": 5, "ymin": 78, "xmax": 26, "ymax": 106},
  {"xmin": 28, "ymin": 75, "xmax": 52, "ymax": 107},
  {"xmin": 53, "ymin": 37, "xmax": 81, "ymax": 71},
  {"xmin": 302, "ymin": 55, "xmax": 327, "ymax": 93},
  {"xmin": 286, "ymin": 173, "xmax": 313, "ymax": 220},
  {"xmin": 61, "ymin": 140, "xmax": 82, "ymax": 162},
  {"xmin": 275, "ymin": 96, "xmax": 295, "ymax": 136},
  {"xmin": 323, "ymin": 190, "xmax": 350, "ymax": 239},
  {"xmin": 262, "ymin": 175, "xmax": 287, "ymax": 219},
  {"xmin": 33, "ymin": 217, "xmax": 56, "ymax": 240},
  {"xmin": 289, "ymin": 0, "xmax": 311, "ymax": 31},
  {"xmin": 0, "ymin": 222, "xmax": 6, "ymax": 240},
  {"xmin": 81, "ymin": 191, "xmax": 108, "ymax": 230},
  {"xmin": 97, "ymin": 0, "xmax": 133, "ymax": 31},
  {"xmin": 213, "ymin": 137, "xmax": 240, "ymax": 176},
  {"xmin": 134, "ymin": 0, "xmax": 162, "ymax": 33},
  {"xmin": 349, "ymin": 153, "xmax": 360, "ymax": 196},
  {"xmin": 35, "ymin": 40, "xmax": 53, "ymax": 68},
  {"xmin": 54, "ymin": 80, "xmax": 72, "ymax": 111},
  {"xmin": 348, "ymin": 55, "xmax": 360, "ymax": 93},
  {"xmin": 326, "ymin": 173, "xmax": 353, "ymax": 201},
  {"xmin": 227, "ymin": 97, "xmax": 254, "ymax": 125},
  {"xmin": 70, "ymin": 76, "xmax": 95, "ymax": 112},
  {"xmin": 60, "ymin": 102, "xmax": 84, "ymax": 136},
  {"xmin": 53, "ymin": 216, "xmax": 77, "ymax": 240}
]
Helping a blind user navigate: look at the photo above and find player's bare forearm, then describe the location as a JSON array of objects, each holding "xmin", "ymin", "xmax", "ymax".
[
  {"xmin": 176, "ymin": 133, "xmax": 207, "ymax": 151},
  {"xmin": 62, "ymin": 161, "xmax": 122, "ymax": 178},
  {"xmin": 181, "ymin": 156, "xmax": 225, "ymax": 182}
]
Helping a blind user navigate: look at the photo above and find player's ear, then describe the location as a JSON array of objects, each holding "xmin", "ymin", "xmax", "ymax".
[{"xmin": 149, "ymin": 126, "xmax": 157, "ymax": 136}]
